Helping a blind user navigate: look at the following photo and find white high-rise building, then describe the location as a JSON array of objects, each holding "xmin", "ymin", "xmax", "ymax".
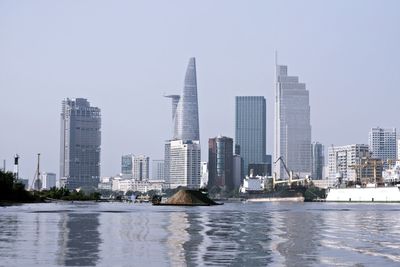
[
  {"xmin": 152, "ymin": 160, "xmax": 164, "ymax": 181},
  {"xmin": 41, "ymin": 172, "xmax": 56, "ymax": 190},
  {"xmin": 397, "ymin": 139, "xmax": 400, "ymax": 160},
  {"xmin": 169, "ymin": 140, "xmax": 201, "ymax": 189},
  {"xmin": 328, "ymin": 144, "xmax": 370, "ymax": 184},
  {"xmin": 274, "ymin": 59, "xmax": 311, "ymax": 179},
  {"xmin": 368, "ymin": 127, "xmax": 396, "ymax": 168}
]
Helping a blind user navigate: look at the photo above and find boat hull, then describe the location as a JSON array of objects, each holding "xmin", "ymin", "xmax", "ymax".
[
  {"xmin": 326, "ymin": 186, "xmax": 400, "ymax": 202},
  {"xmin": 247, "ymin": 196, "xmax": 304, "ymax": 202}
]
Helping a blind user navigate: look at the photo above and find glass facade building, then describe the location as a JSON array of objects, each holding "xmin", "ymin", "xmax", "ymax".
[
  {"xmin": 166, "ymin": 57, "xmax": 200, "ymax": 141},
  {"xmin": 275, "ymin": 63, "xmax": 311, "ymax": 179},
  {"xmin": 60, "ymin": 98, "xmax": 101, "ymax": 189},
  {"xmin": 208, "ymin": 136, "xmax": 234, "ymax": 190},
  {"xmin": 235, "ymin": 96, "xmax": 266, "ymax": 178},
  {"xmin": 121, "ymin": 154, "xmax": 133, "ymax": 176},
  {"xmin": 311, "ymin": 142, "xmax": 324, "ymax": 180}
]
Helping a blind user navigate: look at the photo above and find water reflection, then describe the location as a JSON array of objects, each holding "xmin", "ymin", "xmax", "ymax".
[
  {"xmin": 167, "ymin": 205, "xmax": 274, "ymax": 266},
  {"xmin": 2, "ymin": 203, "xmax": 400, "ymax": 266},
  {"xmin": 0, "ymin": 215, "xmax": 19, "ymax": 265},
  {"xmin": 272, "ymin": 206, "xmax": 323, "ymax": 266},
  {"xmin": 166, "ymin": 211, "xmax": 190, "ymax": 266},
  {"xmin": 57, "ymin": 213, "xmax": 101, "ymax": 266}
]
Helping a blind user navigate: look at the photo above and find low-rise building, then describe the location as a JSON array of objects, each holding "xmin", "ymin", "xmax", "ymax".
[{"xmin": 111, "ymin": 177, "xmax": 165, "ymax": 194}]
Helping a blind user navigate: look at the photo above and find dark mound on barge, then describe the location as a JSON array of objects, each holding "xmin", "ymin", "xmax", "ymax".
[{"xmin": 153, "ymin": 189, "xmax": 223, "ymax": 206}]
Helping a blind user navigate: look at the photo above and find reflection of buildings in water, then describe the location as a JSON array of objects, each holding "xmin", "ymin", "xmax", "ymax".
[
  {"xmin": 167, "ymin": 211, "xmax": 189, "ymax": 266},
  {"xmin": 272, "ymin": 208, "xmax": 323, "ymax": 266},
  {"xmin": 0, "ymin": 215, "xmax": 19, "ymax": 262},
  {"xmin": 97, "ymin": 212, "xmax": 167, "ymax": 265},
  {"xmin": 183, "ymin": 209, "xmax": 273, "ymax": 266},
  {"xmin": 229, "ymin": 210, "xmax": 273, "ymax": 266},
  {"xmin": 185, "ymin": 211, "xmax": 211, "ymax": 265},
  {"xmin": 57, "ymin": 213, "xmax": 101, "ymax": 266}
]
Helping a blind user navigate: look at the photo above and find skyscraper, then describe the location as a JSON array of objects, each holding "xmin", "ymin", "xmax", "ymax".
[
  {"xmin": 274, "ymin": 61, "xmax": 311, "ymax": 179},
  {"xmin": 164, "ymin": 58, "xmax": 201, "ymax": 189},
  {"xmin": 235, "ymin": 96, "xmax": 266, "ymax": 178},
  {"xmin": 60, "ymin": 98, "xmax": 101, "ymax": 189},
  {"xmin": 165, "ymin": 57, "xmax": 199, "ymax": 141},
  {"xmin": 208, "ymin": 136, "xmax": 234, "ymax": 190},
  {"xmin": 368, "ymin": 127, "xmax": 396, "ymax": 168},
  {"xmin": 311, "ymin": 142, "xmax": 324, "ymax": 180}
]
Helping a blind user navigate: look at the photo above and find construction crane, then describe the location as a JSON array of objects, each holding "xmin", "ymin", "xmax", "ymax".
[
  {"xmin": 348, "ymin": 157, "xmax": 383, "ymax": 186},
  {"xmin": 31, "ymin": 153, "xmax": 42, "ymax": 191},
  {"xmin": 274, "ymin": 156, "xmax": 291, "ymax": 179},
  {"xmin": 272, "ymin": 156, "xmax": 307, "ymax": 188}
]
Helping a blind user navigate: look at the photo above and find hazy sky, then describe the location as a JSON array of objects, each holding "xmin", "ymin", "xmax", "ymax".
[{"xmin": 1, "ymin": 0, "xmax": 400, "ymax": 182}]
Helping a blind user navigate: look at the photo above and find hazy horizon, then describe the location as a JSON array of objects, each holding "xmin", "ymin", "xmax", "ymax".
[{"xmin": 1, "ymin": 0, "xmax": 400, "ymax": 182}]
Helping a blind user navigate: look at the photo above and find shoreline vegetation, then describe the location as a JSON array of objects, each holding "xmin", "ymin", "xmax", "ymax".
[
  {"xmin": 0, "ymin": 170, "xmax": 100, "ymax": 204},
  {"xmin": 1, "ymin": 170, "xmax": 325, "ymax": 205}
]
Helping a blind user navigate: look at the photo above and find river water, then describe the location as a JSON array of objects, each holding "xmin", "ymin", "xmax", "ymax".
[{"xmin": 1, "ymin": 202, "xmax": 400, "ymax": 266}]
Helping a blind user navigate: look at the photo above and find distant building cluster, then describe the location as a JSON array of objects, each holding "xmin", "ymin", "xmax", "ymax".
[{"xmin": 11, "ymin": 56, "xmax": 398, "ymax": 194}]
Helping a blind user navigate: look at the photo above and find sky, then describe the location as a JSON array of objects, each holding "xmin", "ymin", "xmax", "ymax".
[{"xmin": 1, "ymin": 0, "xmax": 400, "ymax": 182}]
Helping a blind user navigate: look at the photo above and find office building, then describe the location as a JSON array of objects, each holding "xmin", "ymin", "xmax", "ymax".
[
  {"xmin": 235, "ymin": 96, "xmax": 266, "ymax": 178},
  {"xmin": 133, "ymin": 155, "xmax": 149, "ymax": 181},
  {"xmin": 368, "ymin": 127, "xmax": 396, "ymax": 168},
  {"xmin": 121, "ymin": 154, "xmax": 134, "ymax": 177},
  {"xmin": 208, "ymin": 136, "xmax": 234, "ymax": 190},
  {"xmin": 169, "ymin": 140, "xmax": 201, "ymax": 189},
  {"xmin": 41, "ymin": 172, "xmax": 56, "ymax": 190},
  {"xmin": 311, "ymin": 142, "xmax": 324, "ymax": 180},
  {"xmin": 232, "ymin": 154, "xmax": 242, "ymax": 190},
  {"xmin": 60, "ymin": 98, "xmax": 101, "ymax": 189},
  {"xmin": 121, "ymin": 154, "xmax": 149, "ymax": 180},
  {"xmin": 274, "ymin": 61, "xmax": 311, "ymax": 179},
  {"xmin": 152, "ymin": 160, "xmax": 165, "ymax": 180},
  {"xmin": 164, "ymin": 143, "xmax": 171, "ymax": 183}
]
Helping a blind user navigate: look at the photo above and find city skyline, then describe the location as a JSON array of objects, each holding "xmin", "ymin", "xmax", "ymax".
[{"xmin": 1, "ymin": 1, "xmax": 400, "ymax": 181}]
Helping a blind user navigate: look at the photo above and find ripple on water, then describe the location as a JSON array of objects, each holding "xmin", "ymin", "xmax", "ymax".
[{"xmin": 0, "ymin": 202, "xmax": 399, "ymax": 266}]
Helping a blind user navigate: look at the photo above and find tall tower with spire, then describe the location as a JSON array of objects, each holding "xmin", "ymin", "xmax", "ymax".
[
  {"xmin": 165, "ymin": 58, "xmax": 199, "ymax": 141},
  {"xmin": 164, "ymin": 58, "xmax": 201, "ymax": 188}
]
